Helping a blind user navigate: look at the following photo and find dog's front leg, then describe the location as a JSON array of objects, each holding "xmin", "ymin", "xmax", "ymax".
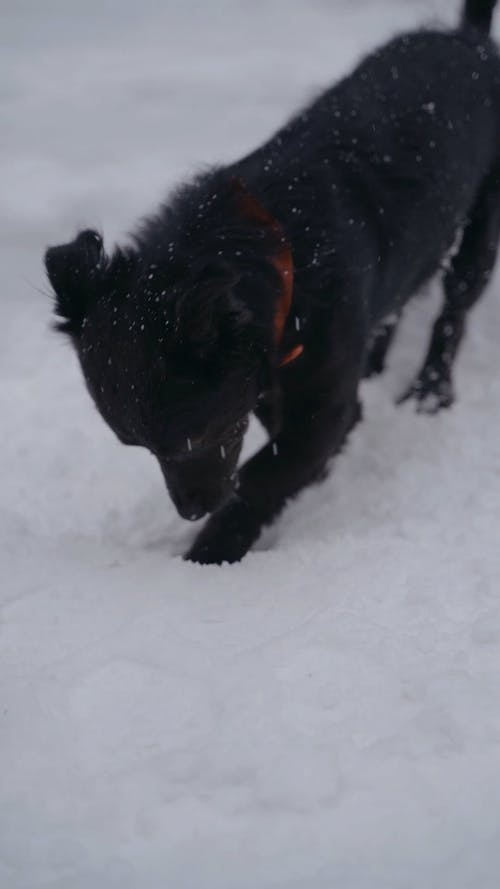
[{"xmin": 185, "ymin": 392, "xmax": 361, "ymax": 565}]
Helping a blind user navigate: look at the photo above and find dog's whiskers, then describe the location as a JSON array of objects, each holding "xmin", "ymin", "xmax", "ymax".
[{"xmin": 23, "ymin": 277, "xmax": 53, "ymax": 300}]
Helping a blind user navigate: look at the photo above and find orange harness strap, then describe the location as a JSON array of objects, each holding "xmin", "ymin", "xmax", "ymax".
[{"xmin": 232, "ymin": 178, "xmax": 304, "ymax": 367}]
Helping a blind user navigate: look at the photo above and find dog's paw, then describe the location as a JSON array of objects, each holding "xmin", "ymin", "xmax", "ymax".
[
  {"xmin": 397, "ymin": 368, "xmax": 455, "ymax": 414},
  {"xmin": 184, "ymin": 497, "xmax": 261, "ymax": 565}
]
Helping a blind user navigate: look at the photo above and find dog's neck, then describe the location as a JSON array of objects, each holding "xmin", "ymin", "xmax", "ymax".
[{"xmin": 231, "ymin": 177, "xmax": 303, "ymax": 367}]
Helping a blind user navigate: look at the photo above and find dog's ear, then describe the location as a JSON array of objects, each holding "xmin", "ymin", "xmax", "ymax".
[
  {"xmin": 179, "ymin": 262, "xmax": 246, "ymax": 360},
  {"xmin": 44, "ymin": 229, "xmax": 105, "ymax": 335}
]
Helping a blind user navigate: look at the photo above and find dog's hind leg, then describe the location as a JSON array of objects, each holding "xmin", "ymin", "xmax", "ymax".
[
  {"xmin": 398, "ymin": 169, "xmax": 500, "ymax": 413},
  {"xmin": 364, "ymin": 313, "xmax": 401, "ymax": 378}
]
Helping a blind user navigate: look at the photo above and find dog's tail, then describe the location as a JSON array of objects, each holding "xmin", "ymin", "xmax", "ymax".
[{"xmin": 462, "ymin": 0, "xmax": 498, "ymax": 33}]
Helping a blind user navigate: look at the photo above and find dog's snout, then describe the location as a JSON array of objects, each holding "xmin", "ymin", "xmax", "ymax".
[{"xmin": 156, "ymin": 432, "xmax": 243, "ymax": 523}]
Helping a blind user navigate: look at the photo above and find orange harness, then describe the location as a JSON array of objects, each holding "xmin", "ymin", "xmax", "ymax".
[{"xmin": 232, "ymin": 178, "xmax": 304, "ymax": 367}]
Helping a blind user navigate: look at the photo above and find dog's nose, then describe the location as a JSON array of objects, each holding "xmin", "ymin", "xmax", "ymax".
[
  {"xmin": 176, "ymin": 496, "xmax": 208, "ymax": 522},
  {"xmin": 172, "ymin": 486, "xmax": 232, "ymax": 521},
  {"xmin": 186, "ymin": 506, "xmax": 207, "ymax": 521}
]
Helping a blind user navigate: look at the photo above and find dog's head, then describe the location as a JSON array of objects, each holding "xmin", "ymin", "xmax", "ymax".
[{"xmin": 44, "ymin": 229, "xmax": 269, "ymax": 520}]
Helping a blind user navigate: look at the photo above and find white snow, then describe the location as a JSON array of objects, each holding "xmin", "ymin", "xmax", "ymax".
[{"xmin": 2, "ymin": 2, "xmax": 500, "ymax": 887}]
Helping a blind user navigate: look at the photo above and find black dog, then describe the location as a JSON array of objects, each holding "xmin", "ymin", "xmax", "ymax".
[{"xmin": 45, "ymin": 0, "xmax": 500, "ymax": 564}]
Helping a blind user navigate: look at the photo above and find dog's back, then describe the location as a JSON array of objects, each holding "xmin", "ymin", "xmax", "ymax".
[{"xmin": 235, "ymin": 7, "xmax": 500, "ymax": 323}]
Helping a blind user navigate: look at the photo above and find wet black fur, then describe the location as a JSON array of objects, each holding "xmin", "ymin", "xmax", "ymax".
[{"xmin": 46, "ymin": 0, "xmax": 500, "ymax": 563}]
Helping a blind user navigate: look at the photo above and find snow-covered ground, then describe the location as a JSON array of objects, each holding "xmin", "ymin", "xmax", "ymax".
[{"xmin": 2, "ymin": 1, "xmax": 500, "ymax": 886}]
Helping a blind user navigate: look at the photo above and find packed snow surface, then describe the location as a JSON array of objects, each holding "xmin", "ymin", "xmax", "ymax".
[{"xmin": 2, "ymin": 2, "xmax": 500, "ymax": 887}]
